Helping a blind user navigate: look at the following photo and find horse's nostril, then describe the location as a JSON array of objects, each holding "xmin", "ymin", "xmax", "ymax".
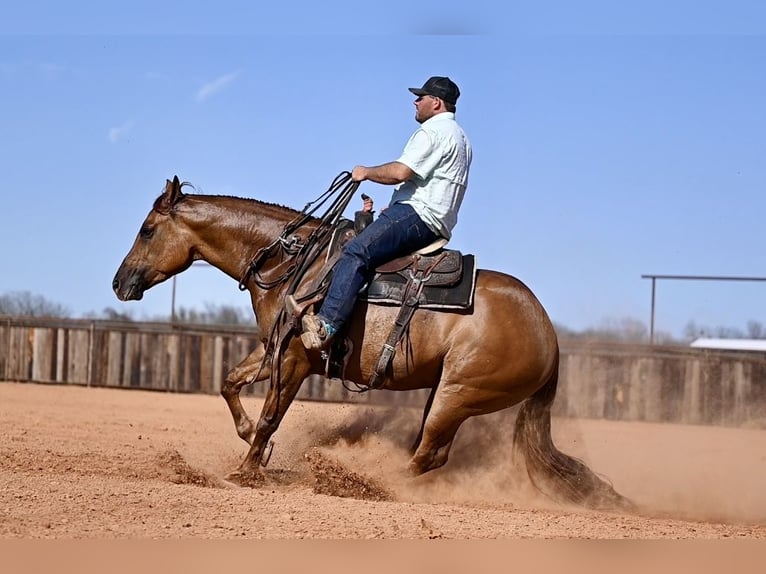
[{"xmin": 112, "ymin": 277, "xmax": 120, "ymax": 290}]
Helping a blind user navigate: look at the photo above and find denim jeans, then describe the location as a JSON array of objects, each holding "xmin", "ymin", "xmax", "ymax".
[{"xmin": 318, "ymin": 202, "xmax": 439, "ymax": 330}]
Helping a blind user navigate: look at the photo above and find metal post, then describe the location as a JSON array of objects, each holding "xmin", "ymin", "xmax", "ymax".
[
  {"xmin": 641, "ymin": 274, "xmax": 766, "ymax": 344},
  {"xmin": 649, "ymin": 277, "xmax": 656, "ymax": 345},
  {"xmin": 170, "ymin": 262, "xmax": 213, "ymax": 323},
  {"xmin": 171, "ymin": 276, "xmax": 177, "ymax": 323}
]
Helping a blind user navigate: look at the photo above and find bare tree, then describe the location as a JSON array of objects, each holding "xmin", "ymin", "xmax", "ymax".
[
  {"xmin": 151, "ymin": 302, "xmax": 256, "ymax": 326},
  {"xmin": 556, "ymin": 316, "xmax": 662, "ymax": 343},
  {"xmin": 686, "ymin": 319, "xmax": 765, "ymax": 340},
  {"xmin": 747, "ymin": 320, "xmax": 764, "ymax": 339},
  {"xmin": 714, "ymin": 325, "xmax": 745, "ymax": 339},
  {"xmin": 85, "ymin": 307, "xmax": 135, "ymax": 321},
  {"xmin": 683, "ymin": 320, "xmax": 706, "ymax": 341},
  {"xmin": 0, "ymin": 291, "xmax": 70, "ymax": 317},
  {"xmin": 580, "ymin": 316, "xmax": 649, "ymax": 343},
  {"xmin": 553, "ymin": 322, "xmax": 578, "ymax": 339}
]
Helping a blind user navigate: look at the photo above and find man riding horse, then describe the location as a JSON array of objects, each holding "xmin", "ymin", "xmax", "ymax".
[{"xmin": 113, "ymin": 76, "xmax": 633, "ymax": 511}]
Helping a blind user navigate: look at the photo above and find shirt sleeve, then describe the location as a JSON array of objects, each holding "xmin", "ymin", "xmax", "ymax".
[{"xmin": 396, "ymin": 128, "xmax": 443, "ymax": 180}]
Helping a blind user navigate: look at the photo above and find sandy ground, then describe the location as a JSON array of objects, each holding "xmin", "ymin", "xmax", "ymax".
[{"xmin": 1, "ymin": 381, "xmax": 764, "ymax": 539}]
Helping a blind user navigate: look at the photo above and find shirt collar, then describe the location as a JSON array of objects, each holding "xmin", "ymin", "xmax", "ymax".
[{"xmin": 422, "ymin": 112, "xmax": 455, "ymax": 127}]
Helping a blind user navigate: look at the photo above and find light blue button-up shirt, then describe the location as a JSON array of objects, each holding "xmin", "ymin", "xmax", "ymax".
[{"xmin": 392, "ymin": 112, "xmax": 472, "ymax": 239}]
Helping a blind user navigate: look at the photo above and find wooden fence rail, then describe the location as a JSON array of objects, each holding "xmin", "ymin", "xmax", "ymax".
[
  {"xmin": 2, "ymin": 316, "xmax": 765, "ymax": 427},
  {"xmin": 0, "ymin": 316, "xmax": 426, "ymax": 406}
]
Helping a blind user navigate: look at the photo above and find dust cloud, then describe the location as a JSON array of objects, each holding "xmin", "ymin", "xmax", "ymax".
[
  {"xmin": 269, "ymin": 402, "xmax": 553, "ymax": 509},
  {"xmin": 266, "ymin": 398, "xmax": 766, "ymax": 524}
]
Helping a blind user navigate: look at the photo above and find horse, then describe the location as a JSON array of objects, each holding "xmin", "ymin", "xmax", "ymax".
[{"xmin": 113, "ymin": 176, "xmax": 633, "ymax": 511}]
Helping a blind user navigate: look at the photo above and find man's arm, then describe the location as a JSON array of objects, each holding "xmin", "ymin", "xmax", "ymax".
[{"xmin": 351, "ymin": 161, "xmax": 414, "ymax": 185}]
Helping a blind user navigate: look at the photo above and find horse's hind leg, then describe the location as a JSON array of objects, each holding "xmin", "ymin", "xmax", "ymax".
[
  {"xmin": 408, "ymin": 378, "xmax": 514, "ymax": 475},
  {"xmin": 411, "ymin": 385, "xmax": 438, "ymax": 455},
  {"xmin": 221, "ymin": 342, "xmax": 271, "ymax": 445},
  {"xmin": 408, "ymin": 385, "xmax": 473, "ymax": 475}
]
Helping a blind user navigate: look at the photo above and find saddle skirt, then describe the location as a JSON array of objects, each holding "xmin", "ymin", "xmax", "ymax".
[{"xmin": 362, "ymin": 252, "xmax": 476, "ymax": 309}]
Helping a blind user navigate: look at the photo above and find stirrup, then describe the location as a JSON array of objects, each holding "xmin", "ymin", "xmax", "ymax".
[
  {"xmin": 300, "ymin": 330, "xmax": 329, "ymax": 350},
  {"xmin": 300, "ymin": 314, "xmax": 334, "ymax": 350}
]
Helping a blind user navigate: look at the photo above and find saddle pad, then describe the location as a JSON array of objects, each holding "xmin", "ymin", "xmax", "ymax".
[{"xmin": 361, "ymin": 254, "xmax": 477, "ymax": 310}]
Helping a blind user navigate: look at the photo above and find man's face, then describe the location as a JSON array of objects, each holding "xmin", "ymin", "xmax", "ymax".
[{"xmin": 414, "ymin": 94, "xmax": 441, "ymax": 123}]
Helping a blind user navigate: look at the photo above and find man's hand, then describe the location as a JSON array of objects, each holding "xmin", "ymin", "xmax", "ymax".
[
  {"xmin": 351, "ymin": 165, "xmax": 369, "ymax": 183},
  {"xmin": 361, "ymin": 194, "xmax": 374, "ymax": 213}
]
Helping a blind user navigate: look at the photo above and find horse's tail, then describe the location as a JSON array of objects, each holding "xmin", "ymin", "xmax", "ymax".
[{"xmin": 512, "ymin": 351, "xmax": 636, "ymax": 512}]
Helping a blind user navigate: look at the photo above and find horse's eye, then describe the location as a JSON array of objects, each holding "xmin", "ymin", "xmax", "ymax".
[{"xmin": 139, "ymin": 225, "xmax": 154, "ymax": 239}]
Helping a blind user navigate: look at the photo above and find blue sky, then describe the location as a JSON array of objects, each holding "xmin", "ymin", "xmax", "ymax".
[{"xmin": 1, "ymin": 2, "xmax": 765, "ymax": 338}]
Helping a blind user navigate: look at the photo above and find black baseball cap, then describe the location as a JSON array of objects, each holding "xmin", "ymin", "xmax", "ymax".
[{"xmin": 408, "ymin": 76, "xmax": 460, "ymax": 105}]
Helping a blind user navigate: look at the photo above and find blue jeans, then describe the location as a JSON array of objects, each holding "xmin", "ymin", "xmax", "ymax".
[{"xmin": 318, "ymin": 202, "xmax": 439, "ymax": 330}]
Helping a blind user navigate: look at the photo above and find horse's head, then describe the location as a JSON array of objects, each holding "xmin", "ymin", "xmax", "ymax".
[{"xmin": 113, "ymin": 176, "xmax": 195, "ymax": 301}]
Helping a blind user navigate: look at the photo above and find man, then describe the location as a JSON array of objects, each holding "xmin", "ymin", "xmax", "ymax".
[{"xmin": 294, "ymin": 75, "xmax": 472, "ymax": 350}]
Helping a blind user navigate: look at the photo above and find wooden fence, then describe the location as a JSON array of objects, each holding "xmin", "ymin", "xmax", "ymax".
[
  {"xmin": 2, "ymin": 316, "xmax": 765, "ymax": 427},
  {"xmin": 556, "ymin": 342, "xmax": 766, "ymax": 427},
  {"xmin": 0, "ymin": 316, "xmax": 423, "ymax": 405}
]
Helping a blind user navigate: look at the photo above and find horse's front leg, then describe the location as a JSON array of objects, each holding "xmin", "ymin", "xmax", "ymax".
[
  {"xmin": 236, "ymin": 343, "xmax": 311, "ymax": 476},
  {"xmin": 221, "ymin": 341, "xmax": 272, "ymax": 445}
]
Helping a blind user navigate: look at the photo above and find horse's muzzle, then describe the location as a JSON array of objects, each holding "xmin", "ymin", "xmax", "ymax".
[{"xmin": 112, "ymin": 267, "xmax": 147, "ymax": 301}]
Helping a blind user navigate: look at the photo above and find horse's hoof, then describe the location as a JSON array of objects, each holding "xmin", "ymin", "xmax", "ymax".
[
  {"xmin": 224, "ymin": 468, "xmax": 265, "ymax": 488},
  {"xmin": 219, "ymin": 478, "xmax": 242, "ymax": 489}
]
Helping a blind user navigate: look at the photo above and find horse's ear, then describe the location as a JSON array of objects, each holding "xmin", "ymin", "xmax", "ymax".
[
  {"xmin": 155, "ymin": 176, "xmax": 184, "ymax": 214},
  {"xmin": 169, "ymin": 175, "xmax": 183, "ymax": 203}
]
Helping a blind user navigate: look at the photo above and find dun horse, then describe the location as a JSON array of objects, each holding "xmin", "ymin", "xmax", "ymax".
[{"xmin": 113, "ymin": 176, "xmax": 632, "ymax": 510}]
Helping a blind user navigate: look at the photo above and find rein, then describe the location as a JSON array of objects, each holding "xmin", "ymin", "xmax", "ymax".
[
  {"xmin": 238, "ymin": 171, "xmax": 359, "ymax": 292},
  {"xmin": 238, "ymin": 171, "xmax": 360, "ymax": 428}
]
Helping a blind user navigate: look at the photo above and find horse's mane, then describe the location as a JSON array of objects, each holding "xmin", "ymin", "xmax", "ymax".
[
  {"xmin": 193, "ymin": 193, "xmax": 301, "ymax": 214},
  {"xmin": 154, "ymin": 181, "xmax": 304, "ymax": 217}
]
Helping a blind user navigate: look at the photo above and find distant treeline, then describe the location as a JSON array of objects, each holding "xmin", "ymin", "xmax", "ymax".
[{"xmin": 0, "ymin": 290, "xmax": 254, "ymax": 327}]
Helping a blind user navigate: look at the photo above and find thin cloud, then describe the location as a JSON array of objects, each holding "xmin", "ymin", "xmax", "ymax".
[
  {"xmin": 196, "ymin": 71, "xmax": 240, "ymax": 102},
  {"xmin": 108, "ymin": 120, "xmax": 135, "ymax": 143}
]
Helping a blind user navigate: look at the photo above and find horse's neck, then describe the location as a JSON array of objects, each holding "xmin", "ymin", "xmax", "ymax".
[
  {"xmin": 186, "ymin": 196, "xmax": 295, "ymax": 282},
  {"xmin": 195, "ymin": 237, "xmax": 257, "ymax": 284},
  {"xmin": 182, "ymin": 195, "xmax": 312, "ymax": 325}
]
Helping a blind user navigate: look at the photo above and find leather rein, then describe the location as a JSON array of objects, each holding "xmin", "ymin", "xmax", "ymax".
[
  {"xmin": 238, "ymin": 171, "xmax": 359, "ymax": 292},
  {"xmin": 236, "ymin": 171, "xmax": 360, "ymax": 430}
]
